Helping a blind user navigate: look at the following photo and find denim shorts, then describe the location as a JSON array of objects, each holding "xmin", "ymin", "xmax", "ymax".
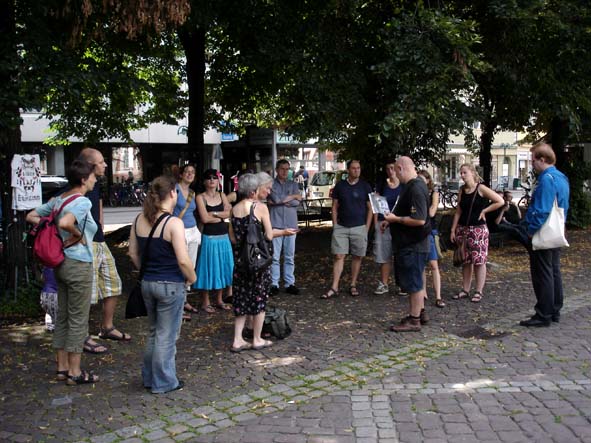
[{"xmin": 395, "ymin": 249, "xmax": 428, "ymax": 294}]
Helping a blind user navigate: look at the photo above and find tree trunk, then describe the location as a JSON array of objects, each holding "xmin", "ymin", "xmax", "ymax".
[
  {"xmin": 0, "ymin": 0, "xmax": 27, "ymax": 288},
  {"xmin": 178, "ymin": 27, "xmax": 206, "ymax": 172},
  {"xmin": 479, "ymin": 120, "xmax": 497, "ymax": 187},
  {"xmin": 550, "ymin": 116, "xmax": 568, "ymax": 170}
]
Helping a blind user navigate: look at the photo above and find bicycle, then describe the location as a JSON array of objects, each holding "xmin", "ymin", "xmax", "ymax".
[
  {"xmin": 439, "ymin": 184, "xmax": 458, "ymax": 209},
  {"xmin": 518, "ymin": 184, "xmax": 531, "ymax": 208}
]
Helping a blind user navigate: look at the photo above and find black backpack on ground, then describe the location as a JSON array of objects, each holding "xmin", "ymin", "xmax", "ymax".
[{"xmin": 262, "ymin": 306, "xmax": 292, "ymax": 339}]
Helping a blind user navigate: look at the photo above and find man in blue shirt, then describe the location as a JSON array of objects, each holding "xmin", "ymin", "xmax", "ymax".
[
  {"xmin": 268, "ymin": 160, "xmax": 302, "ymax": 295},
  {"xmin": 520, "ymin": 142, "xmax": 570, "ymax": 327},
  {"xmin": 321, "ymin": 160, "xmax": 373, "ymax": 299}
]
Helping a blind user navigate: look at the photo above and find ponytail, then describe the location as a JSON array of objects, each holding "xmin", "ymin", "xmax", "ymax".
[{"xmin": 143, "ymin": 176, "xmax": 176, "ymax": 224}]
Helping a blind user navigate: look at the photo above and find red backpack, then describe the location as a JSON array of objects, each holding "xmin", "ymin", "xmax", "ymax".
[{"xmin": 30, "ymin": 194, "xmax": 83, "ymax": 268}]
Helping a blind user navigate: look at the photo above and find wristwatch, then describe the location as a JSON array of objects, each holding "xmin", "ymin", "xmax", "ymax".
[{"xmin": 213, "ymin": 211, "xmax": 218, "ymax": 218}]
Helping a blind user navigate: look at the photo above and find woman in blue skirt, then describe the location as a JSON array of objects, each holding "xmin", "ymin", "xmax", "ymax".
[{"xmin": 194, "ymin": 169, "xmax": 234, "ymax": 313}]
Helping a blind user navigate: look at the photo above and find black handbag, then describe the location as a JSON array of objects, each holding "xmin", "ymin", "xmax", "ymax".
[
  {"xmin": 125, "ymin": 213, "xmax": 169, "ymax": 319},
  {"xmin": 236, "ymin": 203, "xmax": 273, "ymax": 274}
]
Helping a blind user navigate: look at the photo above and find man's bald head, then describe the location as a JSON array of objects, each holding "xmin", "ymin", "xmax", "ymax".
[
  {"xmin": 79, "ymin": 148, "xmax": 107, "ymax": 177},
  {"xmin": 395, "ymin": 156, "xmax": 417, "ymax": 184}
]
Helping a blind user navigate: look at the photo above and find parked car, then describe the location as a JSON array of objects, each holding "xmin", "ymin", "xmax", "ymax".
[
  {"xmin": 40, "ymin": 175, "xmax": 68, "ymax": 203},
  {"xmin": 307, "ymin": 170, "xmax": 348, "ymax": 199}
]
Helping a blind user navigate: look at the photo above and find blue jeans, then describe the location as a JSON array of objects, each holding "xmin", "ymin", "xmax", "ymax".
[
  {"xmin": 271, "ymin": 234, "xmax": 296, "ymax": 287},
  {"xmin": 141, "ymin": 280, "xmax": 185, "ymax": 393}
]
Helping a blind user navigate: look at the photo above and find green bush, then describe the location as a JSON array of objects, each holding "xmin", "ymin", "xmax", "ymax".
[{"xmin": 0, "ymin": 282, "xmax": 43, "ymax": 318}]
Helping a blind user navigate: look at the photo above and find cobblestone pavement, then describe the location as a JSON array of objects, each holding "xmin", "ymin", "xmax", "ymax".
[{"xmin": 0, "ymin": 227, "xmax": 590, "ymax": 442}]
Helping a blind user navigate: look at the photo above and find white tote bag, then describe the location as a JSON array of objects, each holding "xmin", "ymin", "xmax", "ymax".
[{"xmin": 532, "ymin": 197, "xmax": 569, "ymax": 250}]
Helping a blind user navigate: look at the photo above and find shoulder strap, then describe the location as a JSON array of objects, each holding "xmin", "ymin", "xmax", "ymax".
[
  {"xmin": 53, "ymin": 194, "xmax": 82, "ymax": 218},
  {"xmin": 139, "ymin": 213, "xmax": 169, "ymax": 280},
  {"xmin": 178, "ymin": 189, "xmax": 195, "ymax": 219}
]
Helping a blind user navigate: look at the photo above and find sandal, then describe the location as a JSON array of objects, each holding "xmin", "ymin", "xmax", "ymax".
[
  {"xmin": 452, "ymin": 290, "xmax": 470, "ymax": 300},
  {"xmin": 320, "ymin": 288, "xmax": 338, "ymax": 299},
  {"xmin": 66, "ymin": 370, "xmax": 99, "ymax": 386},
  {"xmin": 435, "ymin": 299, "xmax": 446, "ymax": 308},
  {"xmin": 182, "ymin": 313, "xmax": 192, "ymax": 321},
  {"xmin": 471, "ymin": 291, "xmax": 483, "ymax": 303},
  {"xmin": 202, "ymin": 305, "xmax": 216, "ymax": 314},
  {"xmin": 350, "ymin": 286, "xmax": 360, "ymax": 297},
  {"xmin": 83, "ymin": 337, "xmax": 109, "ymax": 354},
  {"xmin": 98, "ymin": 327, "xmax": 131, "ymax": 341},
  {"xmin": 213, "ymin": 302, "xmax": 232, "ymax": 311},
  {"xmin": 184, "ymin": 304, "xmax": 199, "ymax": 314},
  {"xmin": 56, "ymin": 370, "xmax": 69, "ymax": 381}
]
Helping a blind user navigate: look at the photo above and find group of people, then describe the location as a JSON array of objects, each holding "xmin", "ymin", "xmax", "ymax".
[
  {"xmin": 319, "ymin": 143, "xmax": 569, "ymax": 333},
  {"xmin": 27, "ymin": 141, "xmax": 569, "ymax": 391},
  {"xmin": 28, "ymin": 148, "xmax": 130, "ymax": 385}
]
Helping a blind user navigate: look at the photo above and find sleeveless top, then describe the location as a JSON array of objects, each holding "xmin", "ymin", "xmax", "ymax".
[
  {"xmin": 173, "ymin": 184, "xmax": 197, "ymax": 228},
  {"xmin": 458, "ymin": 186, "xmax": 489, "ymax": 226},
  {"xmin": 136, "ymin": 216, "xmax": 184, "ymax": 282},
  {"xmin": 202, "ymin": 193, "xmax": 228, "ymax": 236}
]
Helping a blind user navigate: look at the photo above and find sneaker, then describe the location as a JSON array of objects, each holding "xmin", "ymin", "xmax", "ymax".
[
  {"xmin": 390, "ymin": 315, "xmax": 421, "ymax": 332},
  {"xmin": 285, "ymin": 285, "xmax": 300, "ymax": 295},
  {"xmin": 270, "ymin": 286, "xmax": 279, "ymax": 296},
  {"xmin": 373, "ymin": 281, "xmax": 389, "ymax": 295}
]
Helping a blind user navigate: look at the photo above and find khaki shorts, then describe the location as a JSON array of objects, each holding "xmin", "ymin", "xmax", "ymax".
[
  {"xmin": 331, "ymin": 224, "xmax": 368, "ymax": 256},
  {"xmin": 373, "ymin": 224, "xmax": 392, "ymax": 264},
  {"xmin": 91, "ymin": 242, "xmax": 122, "ymax": 304}
]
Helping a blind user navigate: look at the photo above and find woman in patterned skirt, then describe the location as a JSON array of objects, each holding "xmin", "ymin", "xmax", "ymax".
[{"xmin": 450, "ymin": 164, "xmax": 503, "ymax": 303}]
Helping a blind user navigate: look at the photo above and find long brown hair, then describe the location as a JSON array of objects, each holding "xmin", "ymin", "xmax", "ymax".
[
  {"xmin": 418, "ymin": 170, "xmax": 434, "ymax": 192},
  {"xmin": 143, "ymin": 176, "xmax": 175, "ymax": 224}
]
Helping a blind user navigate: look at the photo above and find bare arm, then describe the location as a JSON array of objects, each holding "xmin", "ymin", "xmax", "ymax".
[
  {"xmin": 332, "ymin": 198, "xmax": 339, "ymax": 226},
  {"xmin": 219, "ymin": 193, "xmax": 232, "ymax": 219},
  {"xmin": 478, "ymin": 185, "xmax": 504, "ymax": 221},
  {"xmin": 383, "ymin": 212, "xmax": 426, "ymax": 227},
  {"xmin": 128, "ymin": 217, "xmax": 141, "ymax": 270},
  {"xmin": 365, "ymin": 201, "xmax": 373, "ymax": 230},
  {"xmin": 58, "ymin": 213, "xmax": 85, "ymax": 247},
  {"xmin": 169, "ymin": 218, "xmax": 197, "ymax": 284},
  {"xmin": 26, "ymin": 209, "xmax": 41, "ymax": 225},
  {"xmin": 196, "ymin": 194, "xmax": 218, "ymax": 224},
  {"xmin": 429, "ymin": 191, "xmax": 439, "ymax": 218},
  {"xmin": 450, "ymin": 189, "xmax": 463, "ymax": 243}
]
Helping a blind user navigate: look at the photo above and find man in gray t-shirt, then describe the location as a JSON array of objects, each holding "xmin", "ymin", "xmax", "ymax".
[{"xmin": 267, "ymin": 160, "xmax": 302, "ymax": 295}]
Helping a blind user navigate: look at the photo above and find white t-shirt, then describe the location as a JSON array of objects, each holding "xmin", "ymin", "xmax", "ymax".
[{"xmin": 11, "ymin": 154, "xmax": 42, "ymax": 210}]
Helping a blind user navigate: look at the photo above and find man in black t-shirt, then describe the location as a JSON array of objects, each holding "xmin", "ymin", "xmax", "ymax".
[
  {"xmin": 320, "ymin": 160, "xmax": 373, "ymax": 299},
  {"xmin": 384, "ymin": 157, "xmax": 430, "ymax": 332}
]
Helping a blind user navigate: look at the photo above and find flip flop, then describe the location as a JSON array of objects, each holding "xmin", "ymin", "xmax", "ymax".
[
  {"xmin": 99, "ymin": 327, "xmax": 131, "ymax": 341},
  {"xmin": 230, "ymin": 343, "xmax": 252, "ymax": 353},
  {"xmin": 66, "ymin": 370, "xmax": 99, "ymax": 385},
  {"xmin": 252, "ymin": 340, "xmax": 273, "ymax": 351},
  {"xmin": 452, "ymin": 290, "xmax": 470, "ymax": 300},
  {"xmin": 213, "ymin": 302, "xmax": 232, "ymax": 311},
  {"xmin": 435, "ymin": 299, "xmax": 446, "ymax": 308}
]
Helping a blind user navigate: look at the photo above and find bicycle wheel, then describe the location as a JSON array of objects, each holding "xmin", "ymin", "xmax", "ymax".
[
  {"xmin": 518, "ymin": 196, "xmax": 529, "ymax": 208},
  {"xmin": 449, "ymin": 193, "xmax": 458, "ymax": 208}
]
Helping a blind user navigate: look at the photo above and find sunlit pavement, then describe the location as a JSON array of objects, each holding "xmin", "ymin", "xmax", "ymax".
[{"xmin": 0, "ymin": 228, "xmax": 589, "ymax": 442}]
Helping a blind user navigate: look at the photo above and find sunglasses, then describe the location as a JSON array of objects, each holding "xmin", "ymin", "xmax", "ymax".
[{"xmin": 206, "ymin": 176, "xmax": 218, "ymax": 180}]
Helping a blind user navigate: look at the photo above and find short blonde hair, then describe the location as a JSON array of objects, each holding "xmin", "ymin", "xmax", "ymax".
[{"xmin": 531, "ymin": 142, "xmax": 556, "ymax": 165}]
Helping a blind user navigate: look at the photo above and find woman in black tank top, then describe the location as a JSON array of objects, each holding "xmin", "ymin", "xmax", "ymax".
[
  {"xmin": 450, "ymin": 164, "xmax": 503, "ymax": 303},
  {"xmin": 194, "ymin": 169, "xmax": 234, "ymax": 313}
]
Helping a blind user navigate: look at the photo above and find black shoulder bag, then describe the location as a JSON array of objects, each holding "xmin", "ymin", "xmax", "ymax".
[
  {"xmin": 125, "ymin": 213, "xmax": 169, "ymax": 319},
  {"xmin": 236, "ymin": 203, "xmax": 273, "ymax": 275}
]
